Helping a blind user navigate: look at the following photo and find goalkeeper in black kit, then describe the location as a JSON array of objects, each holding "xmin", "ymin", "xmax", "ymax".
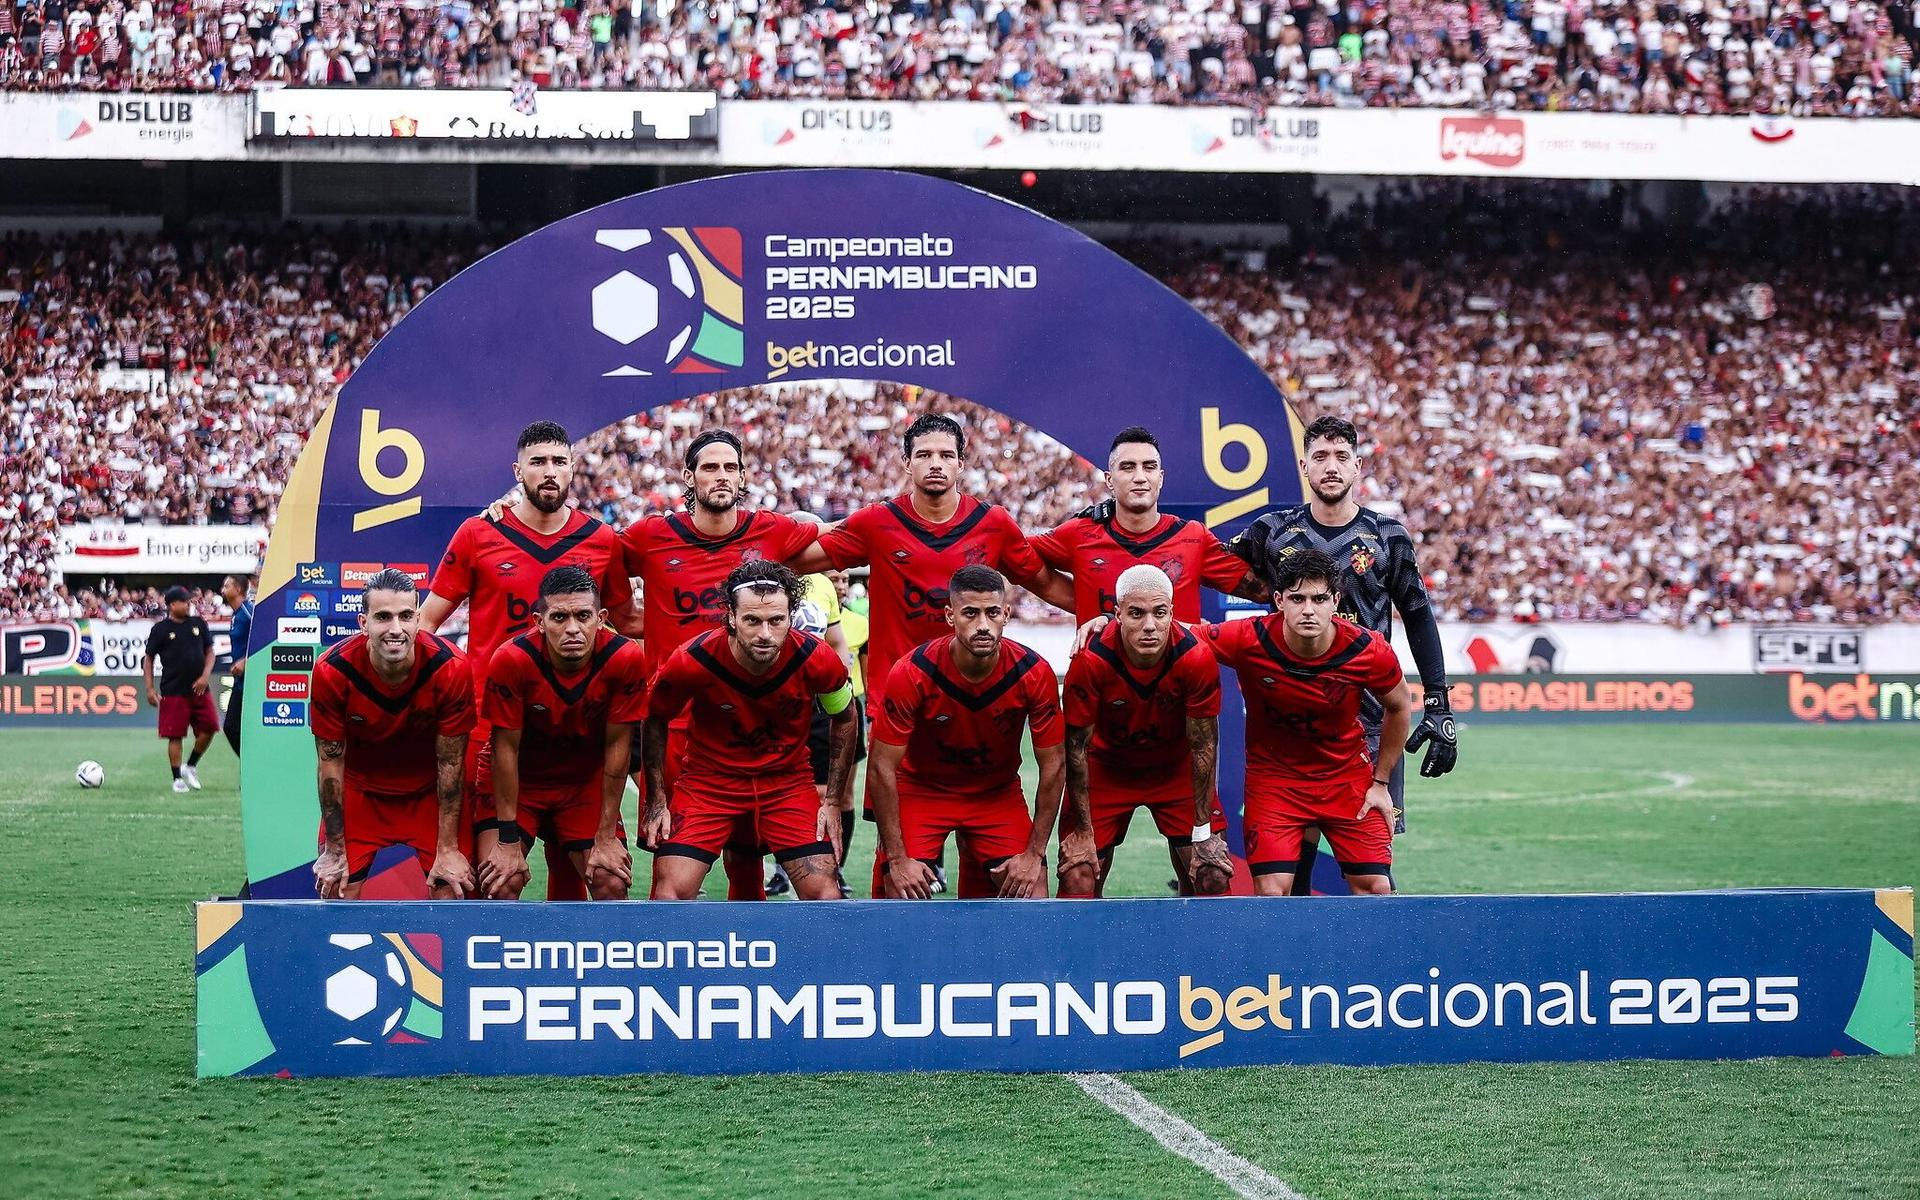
[{"xmin": 1225, "ymin": 415, "xmax": 1457, "ymax": 891}]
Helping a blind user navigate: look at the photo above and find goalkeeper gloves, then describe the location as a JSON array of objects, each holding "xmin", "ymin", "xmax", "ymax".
[
  {"xmin": 1405, "ymin": 691, "xmax": 1458, "ymax": 778},
  {"xmin": 1073, "ymin": 499, "xmax": 1117, "ymax": 523}
]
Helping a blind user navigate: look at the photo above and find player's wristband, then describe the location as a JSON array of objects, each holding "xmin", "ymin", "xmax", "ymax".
[
  {"xmin": 1191, "ymin": 824, "xmax": 1215, "ymax": 844},
  {"xmin": 493, "ymin": 821, "xmax": 520, "ymax": 846},
  {"xmin": 1373, "ymin": 777, "xmax": 1391, "ymax": 786}
]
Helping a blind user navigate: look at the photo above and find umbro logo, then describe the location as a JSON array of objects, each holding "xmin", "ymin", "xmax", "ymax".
[
  {"xmin": 349, "ymin": 714, "xmax": 366, "ymax": 723},
  {"xmin": 1110, "ymin": 699, "xmax": 1127, "ymax": 706},
  {"xmin": 496, "ymin": 561, "xmax": 517, "ymax": 575},
  {"xmin": 893, "ymin": 550, "xmax": 911, "ymax": 560},
  {"xmin": 667, "ymin": 558, "xmax": 682, "ymax": 567},
  {"xmin": 1091, "ymin": 557, "xmax": 1106, "ymax": 566},
  {"xmin": 1262, "ymin": 677, "xmax": 1277, "ymax": 684},
  {"xmin": 934, "ymin": 714, "xmax": 951, "ymax": 722},
  {"xmin": 531, "ymin": 703, "xmax": 548, "ymax": 712},
  {"xmin": 720, "ymin": 703, "xmax": 735, "ymax": 711}
]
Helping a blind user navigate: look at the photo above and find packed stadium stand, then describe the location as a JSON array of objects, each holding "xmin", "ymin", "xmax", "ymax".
[
  {"xmin": 4, "ymin": 179, "xmax": 1916, "ymax": 625},
  {"xmin": 0, "ymin": 0, "xmax": 1914, "ymax": 115}
]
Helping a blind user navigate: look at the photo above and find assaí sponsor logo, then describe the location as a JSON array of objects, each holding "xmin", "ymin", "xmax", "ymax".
[
  {"xmin": 1788, "ymin": 673, "xmax": 1920, "ymax": 721},
  {"xmin": 765, "ymin": 338, "xmax": 955, "ymax": 381},
  {"xmin": 1439, "ymin": 115, "xmax": 1525, "ymax": 168}
]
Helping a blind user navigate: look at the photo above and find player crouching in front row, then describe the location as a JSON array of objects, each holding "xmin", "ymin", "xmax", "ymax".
[
  {"xmin": 1194, "ymin": 548, "xmax": 1410, "ymax": 896},
  {"xmin": 476, "ymin": 565, "xmax": 647, "ymax": 901},
  {"xmin": 868, "ymin": 565, "xmax": 1066, "ymax": 900},
  {"xmin": 643, "ymin": 561, "xmax": 857, "ymax": 900},
  {"xmin": 1057, "ymin": 564, "xmax": 1234, "ymax": 898},
  {"xmin": 310, "ymin": 569, "xmax": 476, "ymax": 899}
]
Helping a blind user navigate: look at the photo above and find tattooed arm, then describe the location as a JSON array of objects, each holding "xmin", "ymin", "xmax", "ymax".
[
  {"xmin": 819, "ymin": 707, "xmax": 858, "ymax": 859},
  {"xmin": 1186, "ymin": 715, "xmax": 1233, "ymax": 892},
  {"xmin": 313, "ymin": 738, "xmax": 349, "ymax": 898},
  {"xmin": 427, "ymin": 734, "xmax": 476, "ymax": 898}
]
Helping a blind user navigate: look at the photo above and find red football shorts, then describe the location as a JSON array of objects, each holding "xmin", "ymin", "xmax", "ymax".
[
  {"xmin": 656, "ymin": 773, "xmax": 829, "ymax": 863},
  {"xmin": 662, "ymin": 723, "xmax": 764, "ymax": 858},
  {"xmin": 873, "ymin": 784, "xmax": 1037, "ymax": 899},
  {"xmin": 473, "ymin": 778, "xmax": 618, "ymax": 852},
  {"xmin": 1243, "ymin": 777, "xmax": 1392, "ymax": 879},
  {"xmin": 332, "ymin": 782, "xmax": 442, "ymax": 881},
  {"xmin": 157, "ymin": 692, "xmax": 220, "ymax": 739},
  {"xmin": 1083, "ymin": 763, "xmax": 1225, "ymax": 851}
]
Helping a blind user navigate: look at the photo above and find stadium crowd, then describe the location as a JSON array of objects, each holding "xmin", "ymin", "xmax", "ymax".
[
  {"xmin": 3, "ymin": 181, "xmax": 1916, "ymax": 626},
  {"xmin": 0, "ymin": 0, "xmax": 1914, "ymax": 116}
]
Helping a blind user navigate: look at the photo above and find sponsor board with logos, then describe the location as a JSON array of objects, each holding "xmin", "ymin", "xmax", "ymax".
[
  {"xmin": 56, "ymin": 523, "xmax": 267, "ymax": 576},
  {"xmin": 717, "ymin": 103, "xmax": 1920, "ymax": 185},
  {"xmin": 1408, "ymin": 673, "xmax": 1920, "ymax": 723},
  {"xmin": 193, "ymin": 890, "xmax": 1914, "ymax": 1077},
  {"xmin": 1, "ymin": 620, "xmax": 232, "ymax": 676},
  {"xmin": 0, "ymin": 673, "xmax": 237, "ymax": 727},
  {"xmin": 251, "ymin": 89, "xmax": 718, "ymax": 143},
  {"xmin": 0, "ymin": 93, "xmax": 249, "ymax": 159},
  {"xmin": 1390, "ymin": 622, "xmax": 1920, "ymax": 678}
]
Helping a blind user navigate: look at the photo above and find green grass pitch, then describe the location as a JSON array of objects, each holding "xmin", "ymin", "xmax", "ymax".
[{"xmin": 1, "ymin": 723, "xmax": 1914, "ymax": 1198}]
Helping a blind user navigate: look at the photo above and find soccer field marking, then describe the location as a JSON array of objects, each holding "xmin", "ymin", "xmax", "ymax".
[{"xmin": 1070, "ymin": 1073, "xmax": 1309, "ymax": 1200}]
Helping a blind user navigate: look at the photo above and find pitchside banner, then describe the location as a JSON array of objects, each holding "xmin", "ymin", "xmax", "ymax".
[
  {"xmin": 239, "ymin": 169, "xmax": 1306, "ymax": 897},
  {"xmin": 195, "ymin": 889, "xmax": 1914, "ymax": 1077}
]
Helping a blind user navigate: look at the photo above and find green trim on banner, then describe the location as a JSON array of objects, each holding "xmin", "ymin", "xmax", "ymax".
[
  {"xmin": 1843, "ymin": 931, "xmax": 1917, "ymax": 1056},
  {"xmin": 196, "ymin": 946, "xmax": 277, "ymax": 1078},
  {"xmin": 242, "ymin": 642, "xmax": 320, "ymax": 886},
  {"xmin": 402, "ymin": 997, "xmax": 443, "ymax": 1041}
]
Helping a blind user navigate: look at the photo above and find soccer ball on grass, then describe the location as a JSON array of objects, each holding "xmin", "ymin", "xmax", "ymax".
[{"xmin": 75, "ymin": 761, "xmax": 105, "ymax": 789}]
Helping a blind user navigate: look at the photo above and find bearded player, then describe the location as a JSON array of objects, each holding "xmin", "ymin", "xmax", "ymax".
[
  {"xmin": 620, "ymin": 428, "xmax": 824, "ymax": 901},
  {"xmin": 476, "ymin": 566, "xmax": 646, "ymax": 901},
  {"xmin": 310, "ymin": 569, "xmax": 475, "ymax": 900},
  {"xmin": 423, "ymin": 420, "xmax": 638, "ymax": 901},
  {"xmin": 1193, "ymin": 549, "xmax": 1411, "ymax": 896},
  {"xmin": 642, "ymin": 561, "xmax": 857, "ymax": 901},
  {"xmin": 868, "ymin": 566, "xmax": 1065, "ymax": 901},
  {"xmin": 790, "ymin": 412, "xmax": 1065, "ymax": 896},
  {"xmin": 1058, "ymin": 565, "xmax": 1231, "ymax": 899},
  {"xmin": 1226, "ymin": 414, "xmax": 1455, "ymax": 892},
  {"xmin": 1031, "ymin": 426, "xmax": 1267, "ymax": 624}
]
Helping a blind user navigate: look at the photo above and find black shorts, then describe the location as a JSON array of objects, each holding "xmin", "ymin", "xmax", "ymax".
[{"xmin": 808, "ymin": 696, "xmax": 866, "ymax": 785}]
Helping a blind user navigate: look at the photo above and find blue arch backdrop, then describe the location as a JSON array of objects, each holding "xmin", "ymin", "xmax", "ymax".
[{"xmin": 239, "ymin": 169, "xmax": 1306, "ymax": 896}]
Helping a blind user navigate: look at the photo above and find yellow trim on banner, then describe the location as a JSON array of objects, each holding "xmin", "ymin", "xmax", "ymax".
[
  {"xmin": 196, "ymin": 902, "xmax": 243, "ymax": 953},
  {"xmin": 258, "ymin": 400, "xmax": 338, "ymax": 599},
  {"xmin": 384, "ymin": 933, "xmax": 444, "ymax": 1008},
  {"xmin": 1875, "ymin": 888, "xmax": 1914, "ymax": 936}
]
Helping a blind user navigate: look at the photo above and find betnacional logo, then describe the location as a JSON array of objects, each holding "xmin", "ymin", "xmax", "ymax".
[
  {"xmin": 296, "ymin": 562, "xmax": 340, "ymax": 588},
  {"xmin": 1787, "ymin": 673, "xmax": 1920, "ymax": 722},
  {"xmin": 591, "ymin": 227, "xmax": 745, "ymax": 378},
  {"xmin": 765, "ymin": 338, "xmax": 956, "ymax": 381},
  {"xmin": 324, "ymin": 933, "xmax": 444, "ymax": 1045},
  {"xmin": 1439, "ymin": 116, "xmax": 1526, "ymax": 169}
]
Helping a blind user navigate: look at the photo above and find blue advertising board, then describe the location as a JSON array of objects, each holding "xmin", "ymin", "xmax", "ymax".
[{"xmin": 196, "ymin": 888, "xmax": 1913, "ymax": 1078}]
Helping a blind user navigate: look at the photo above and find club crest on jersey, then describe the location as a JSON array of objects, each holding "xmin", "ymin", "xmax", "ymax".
[
  {"xmin": 1349, "ymin": 548, "xmax": 1376, "ymax": 575},
  {"xmin": 1161, "ymin": 558, "xmax": 1186, "ymax": 582},
  {"xmin": 961, "ymin": 546, "xmax": 990, "ymax": 567}
]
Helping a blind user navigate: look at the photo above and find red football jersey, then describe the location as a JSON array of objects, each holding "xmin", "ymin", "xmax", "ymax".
[
  {"xmin": 1064, "ymin": 620, "xmax": 1221, "ymax": 794},
  {"xmin": 647, "ymin": 628, "xmax": 850, "ymax": 785},
  {"xmin": 817, "ymin": 495, "xmax": 1046, "ymax": 703},
  {"xmin": 619, "ymin": 509, "xmax": 821, "ymax": 678},
  {"xmin": 310, "ymin": 630, "xmax": 473, "ymax": 793},
  {"xmin": 1194, "ymin": 615, "xmax": 1403, "ymax": 785},
  {"xmin": 428, "ymin": 508, "xmax": 634, "ymax": 694},
  {"xmin": 481, "ymin": 628, "xmax": 649, "ymax": 790},
  {"xmin": 871, "ymin": 635, "xmax": 1062, "ymax": 798},
  {"xmin": 1031, "ymin": 513, "xmax": 1250, "ymax": 626}
]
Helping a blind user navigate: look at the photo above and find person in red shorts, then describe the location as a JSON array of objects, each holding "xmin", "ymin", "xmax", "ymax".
[
  {"xmin": 1057, "ymin": 564, "xmax": 1232, "ymax": 899},
  {"xmin": 641, "ymin": 560, "xmax": 856, "ymax": 901},
  {"xmin": 868, "ymin": 565, "xmax": 1066, "ymax": 900},
  {"xmin": 1029, "ymin": 425, "xmax": 1266, "ymax": 626},
  {"xmin": 422, "ymin": 420, "xmax": 638, "ymax": 902},
  {"xmin": 789, "ymin": 411, "xmax": 1068, "ymax": 895},
  {"xmin": 621, "ymin": 428, "xmax": 824, "ymax": 901},
  {"xmin": 309, "ymin": 569, "xmax": 475, "ymax": 899},
  {"xmin": 476, "ymin": 565, "xmax": 646, "ymax": 901},
  {"xmin": 1191, "ymin": 548, "xmax": 1411, "ymax": 896},
  {"xmin": 143, "ymin": 585, "xmax": 218, "ymax": 794}
]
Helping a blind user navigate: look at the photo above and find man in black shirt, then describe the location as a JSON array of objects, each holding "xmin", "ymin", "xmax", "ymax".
[
  {"xmin": 143, "ymin": 586, "xmax": 218, "ymax": 794},
  {"xmin": 1226, "ymin": 415, "xmax": 1459, "ymax": 890}
]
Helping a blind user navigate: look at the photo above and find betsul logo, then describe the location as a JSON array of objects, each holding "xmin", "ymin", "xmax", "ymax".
[
  {"xmin": 324, "ymin": 933, "xmax": 444, "ymax": 1045},
  {"xmin": 590, "ymin": 227, "xmax": 745, "ymax": 378},
  {"xmin": 1439, "ymin": 116, "xmax": 1525, "ymax": 168}
]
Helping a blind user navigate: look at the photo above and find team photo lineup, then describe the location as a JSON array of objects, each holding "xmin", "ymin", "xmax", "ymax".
[{"xmin": 304, "ymin": 408, "xmax": 1459, "ymax": 903}]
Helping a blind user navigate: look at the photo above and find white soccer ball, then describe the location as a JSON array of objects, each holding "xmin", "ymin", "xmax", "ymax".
[{"xmin": 76, "ymin": 761, "xmax": 105, "ymax": 789}]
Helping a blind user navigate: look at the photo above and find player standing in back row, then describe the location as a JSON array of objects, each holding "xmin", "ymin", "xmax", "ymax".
[
  {"xmin": 1225, "ymin": 415, "xmax": 1457, "ymax": 890},
  {"xmin": 422, "ymin": 421, "xmax": 638, "ymax": 901}
]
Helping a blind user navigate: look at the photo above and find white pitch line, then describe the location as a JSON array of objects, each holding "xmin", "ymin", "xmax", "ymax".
[{"xmin": 1070, "ymin": 1072, "xmax": 1309, "ymax": 1200}]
